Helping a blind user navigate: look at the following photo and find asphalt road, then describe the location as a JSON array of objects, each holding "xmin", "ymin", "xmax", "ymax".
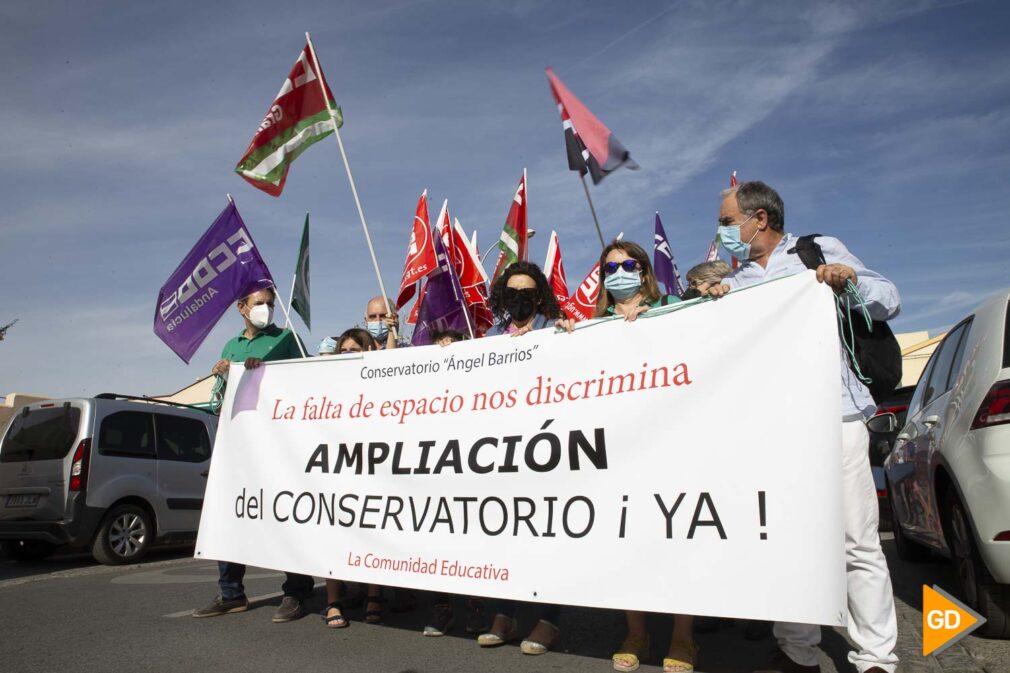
[{"xmin": 0, "ymin": 535, "xmax": 1005, "ymax": 673}]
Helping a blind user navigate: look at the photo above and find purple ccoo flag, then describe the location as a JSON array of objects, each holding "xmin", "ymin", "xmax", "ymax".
[
  {"xmin": 154, "ymin": 202, "xmax": 274, "ymax": 363},
  {"xmin": 411, "ymin": 231, "xmax": 472, "ymax": 346},
  {"xmin": 653, "ymin": 213, "xmax": 683, "ymax": 297}
]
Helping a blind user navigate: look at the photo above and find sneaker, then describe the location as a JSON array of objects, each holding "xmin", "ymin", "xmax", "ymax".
[
  {"xmin": 423, "ymin": 603, "xmax": 454, "ymax": 637},
  {"xmin": 191, "ymin": 595, "xmax": 249, "ymax": 618},
  {"xmin": 753, "ymin": 650, "xmax": 821, "ymax": 673},
  {"xmin": 465, "ymin": 598, "xmax": 489, "ymax": 634},
  {"xmin": 272, "ymin": 596, "xmax": 305, "ymax": 623}
]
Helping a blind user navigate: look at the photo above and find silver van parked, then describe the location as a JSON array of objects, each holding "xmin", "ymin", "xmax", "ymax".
[{"xmin": 0, "ymin": 394, "xmax": 217, "ymax": 565}]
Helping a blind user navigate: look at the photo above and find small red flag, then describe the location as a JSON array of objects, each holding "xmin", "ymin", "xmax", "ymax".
[
  {"xmin": 396, "ymin": 191, "xmax": 437, "ymax": 309},
  {"xmin": 544, "ymin": 231, "xmax": 571, "ymax": 313}
]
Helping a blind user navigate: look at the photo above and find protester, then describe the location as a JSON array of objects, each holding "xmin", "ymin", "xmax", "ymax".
[
  {"xmin": 321, "ymin": 327, "xmax": 384, "ymax": 627},
  {"xmin": 364, "ymin": 296, "xmax": 401, "ymax": 349},
  {"xmin": 430, "ymin": 328, "xmax": 468, "ymax": 347},
  {"xmin": 194, "ymin": 286, "xmax": 315, "ymax": 623},
  {"xmin": 586, "ymin": 242, "xmax": 696, "ymax": 673},
  {"xmin": 317, "ymin": 336, "xmax": 337, "ymax": 356},
  {"xmin": 704, "ymin": 180, "xmax": 900, "ymax": 673},
  {"xmin": 594, "ymin": 240, "xmax": 681, "ymax": 321},
  {"xmin": 487, "ymin": 261, "xmax": 562, "ymax": 337}
]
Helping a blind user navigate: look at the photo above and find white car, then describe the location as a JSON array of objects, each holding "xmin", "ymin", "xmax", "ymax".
[{"xmin": 882, "ymin": 288, "xmax": 1010, "ymax": 637}]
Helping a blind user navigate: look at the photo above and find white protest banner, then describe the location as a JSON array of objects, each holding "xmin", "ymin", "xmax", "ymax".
[{"xmin": 196, "ymin": 272, "xmax": 846, "ymax": 626}]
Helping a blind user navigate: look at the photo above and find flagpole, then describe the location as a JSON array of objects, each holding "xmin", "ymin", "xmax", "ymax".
[
  {"xmin": 579, "ymin": 174, "xmax": 606, "ymax": 248},
  {"xmin": 284, "ymin": 272, "xmax": 297, "ymax": 329},
  {"xmin": 271, "ymin": 283, "xmax": 308, "ymax": 358},
  {"xmin": 522, "ymin": 167, "xmax": 529, "ymax": 261},
  {"xmin": 305, "ymin": 32, "xmax": 398, "ymax": 341}
]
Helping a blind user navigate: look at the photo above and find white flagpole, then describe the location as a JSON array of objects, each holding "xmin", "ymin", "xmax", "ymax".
[
  {"xmin": 284, "ymin": 272, "xmax": 297, "ymax": 329},
  {"xmin": 271, "ymin": 283, "xmax": 308, "ymax": 358},
  {"xmin": 522, "ymin": 167, "xmax": 529, "ymax": 261},
  {"xmin": 305, "ymin": 32, "xmax": 398, "ymax": 341}
]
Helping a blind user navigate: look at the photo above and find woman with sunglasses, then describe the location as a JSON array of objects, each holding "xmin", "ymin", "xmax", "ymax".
[
  {"xmin": 479, "ymin": 261, "xmax": 564, "ymax": 655},
  {"xmin": 321, "ymin": 328, "xmax": 384, "ymax": 629},
  {"xmin": 594, "ymin": 241, "xmax": 695, "ymax": 672},
  {"xmin": 595, "ymin": 240, "xmax": 681, "ymax": 321},
  {"xmin": 487, "ymin": 261, "xmax": 563, "ymax": 337}
]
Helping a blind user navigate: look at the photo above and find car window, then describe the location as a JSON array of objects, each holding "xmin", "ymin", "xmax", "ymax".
[
  {"xmin": 0, "ymin": 406, "xmax": 81, "ymax": 463},
  {"xmin": 946, "ymin": 319, "xmax": 973, "ymax": 391},
  {"xmin": 155, "ymin": 414, "xmax": 211, "ymax": 463},
  {"xmin": 923, "ymin": 324, "xmax": 966, "ymax": 408},
  {"xmin": 907, "ymin": 352, "xmax": 937, "ymax": 418},
  {"xmin": 98, "ymin": 411, "xmax": 155, "ymax": 459}
]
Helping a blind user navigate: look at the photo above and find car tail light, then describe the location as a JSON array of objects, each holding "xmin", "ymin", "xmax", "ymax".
[
  {"xmin": 68, "ymin": 438, "xmax": 91, "ymax": 492},
  {"xmin": 971, "ymin": 381, "xmax": 1010, "ymax": 430},
  {"xmin": 876, "ymin": 488, "xmax": 888, "ymax": 498},
  {"xmin": 995, "ymin": 531, "xmax": 1010, "ymax": 542},
  {"xmin": 876, "ymin": 403, "xmax": 908, "ymax": 416}
]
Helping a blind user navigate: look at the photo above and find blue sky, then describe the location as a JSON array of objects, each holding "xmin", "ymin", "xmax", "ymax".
[{"xmin": 2, "ymin": 0, "xmax": 1008, "ymax": 398}]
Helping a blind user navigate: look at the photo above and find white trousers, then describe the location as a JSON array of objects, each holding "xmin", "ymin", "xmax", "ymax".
[{"xmin": 775, "ymin": 419, "xmax": 899, "ymax": 672}]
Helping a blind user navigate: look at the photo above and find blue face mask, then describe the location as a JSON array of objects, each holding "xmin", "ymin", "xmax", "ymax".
[
  {"xmin": 604, "ymin": 268, "xmax": 642, "ymax": 301},
  {"xmin": 719, "ymin": 213, "xmax": 758, "ymax": 259},
  {"xmin": 366, "ymin": 320, "xmax": 389, "ymax": 341},
  {"xmin": 318, "ymin": 337, "xmax": 337, "ymax": 355}
]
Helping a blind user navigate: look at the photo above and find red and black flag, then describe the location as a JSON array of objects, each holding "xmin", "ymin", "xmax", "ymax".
[{"xmin": 545, "ymin": 67, "xmax": 638, "ymax": 184}]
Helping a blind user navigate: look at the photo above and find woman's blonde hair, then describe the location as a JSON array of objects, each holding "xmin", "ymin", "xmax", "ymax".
[{"xmin": 593, "ymin": 240, "xmax": 662, "ymax": 318}]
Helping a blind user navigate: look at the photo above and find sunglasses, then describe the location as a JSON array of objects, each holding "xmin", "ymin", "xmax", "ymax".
[
  {"xmin": 603, "ymin": 260, "xmax": 642, "ymax": 275},
  {"xmin": 504, "ymin": 287, "xmax": 539, "ymax": 299}
]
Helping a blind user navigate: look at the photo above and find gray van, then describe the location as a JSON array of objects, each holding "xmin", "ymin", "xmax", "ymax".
[{"xmin": 0, "ymin": 394, "xmax": 217, "ymax": 565}]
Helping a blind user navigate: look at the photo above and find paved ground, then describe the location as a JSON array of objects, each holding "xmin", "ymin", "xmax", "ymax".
[{"xmin": 0, "ymin": 534, "xmax": 1005, "ymax": 673}]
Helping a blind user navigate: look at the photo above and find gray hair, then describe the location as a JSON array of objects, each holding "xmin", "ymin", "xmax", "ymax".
[
  {"xmin": 686, "ymin": 260, "xmax": 732, "ymax": 286},
  {"xmin": 722, "ymin": 181, "xmax": 785, "ymax": 232}
]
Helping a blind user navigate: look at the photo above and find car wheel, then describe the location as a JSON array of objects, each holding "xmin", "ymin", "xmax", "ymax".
[
  {"xmin": 944, "ymin": 489, "xmax": 1010, "ymax": 638},
  {"xmin": 92, "ymin": 504, "xmax": 153, "ymax": 565},
  {"xmin": 0, "ymin": 540, "xmax": 59, "ymax": 562},
  {"xmin": 888, "ymin": 481, "xmax": 932, "ymax": 562}
]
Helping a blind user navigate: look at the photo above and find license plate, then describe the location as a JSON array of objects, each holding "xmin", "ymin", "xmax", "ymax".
[{"xmin": 5, "ymin": 494, "xmax": 39, "ymax": 508}]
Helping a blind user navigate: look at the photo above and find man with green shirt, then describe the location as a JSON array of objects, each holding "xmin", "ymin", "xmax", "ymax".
[{"xmin": 193, "ymin": 286, "xmax": 315, "ymax": 623}]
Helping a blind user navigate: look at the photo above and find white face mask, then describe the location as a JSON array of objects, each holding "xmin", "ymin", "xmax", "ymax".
[{"xmin": 247, "ymin": 303, "xmax": 273, "ymax": 329}]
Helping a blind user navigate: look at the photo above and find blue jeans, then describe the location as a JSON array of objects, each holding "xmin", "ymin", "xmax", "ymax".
[
  {"xmin": 218, "ymin": 561, "xmax": 314, "ymax": 600},
  {"xmin": 496, "ymin": 599, "xmax": 561, "ymax": 626}
]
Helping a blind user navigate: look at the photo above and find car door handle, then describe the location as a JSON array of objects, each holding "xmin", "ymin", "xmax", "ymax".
[
  {"xmin": 200, "ymin": 471, "xmax": 209, "ymax": 478},
  {"xmin": 924, "ymin": 415, "xmax": 940, "ymax": 427}
]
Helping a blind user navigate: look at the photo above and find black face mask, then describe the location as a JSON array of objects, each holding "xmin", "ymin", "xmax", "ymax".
[{"xmin": 504, "ymin": 288, "xmax": 538, "ymax": 322}]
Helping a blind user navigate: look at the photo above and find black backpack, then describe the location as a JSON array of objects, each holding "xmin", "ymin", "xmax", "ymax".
[{"xmin": 788, "ymin": 235, "xmax": 902, "ymax": 404}]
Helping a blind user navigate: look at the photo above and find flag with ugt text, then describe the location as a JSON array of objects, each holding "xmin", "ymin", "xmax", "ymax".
[
  {"xmin": 235, "ymin": 43, "xmax": 341, "ymax": 197},
  {"xmin": 545, "ymin": 68, "xmax": 638, "ymax": 185},
  {"xmin": 396, "ymin": 191, "xmax": 437, "ymax": 309},
  {"xmin": 491, "ymin": 170, "xmax": 528, "ymax": 283},
  {"xmin": 563, "ymin": 232, "xmax": 623, "ymax": 321},
  {"xmin": 544, "ymin": 231, "xmax": 572, "ymax": 315},
  {"xmin": 435, "ymin": 199, "xmax": 493, "ymax": 336},
  {"xmin": 154, "ymin": 202, "xmax": 274, "ymax": 363},
  {"xmin": 653, "ymin": 213, "xmax": 683, "ymax": 298},
  {"xmin": 291, "ymin": 214, "xmax": 311, "ymax": 329},
  {"xmin": 411, "ymin": 231, "xmax": 472, "ymax": 345}
]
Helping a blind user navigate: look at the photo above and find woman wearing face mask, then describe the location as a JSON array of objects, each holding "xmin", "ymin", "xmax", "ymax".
[
  {"xmin": 487, "ymin": 261, "xmax": 563, "ymax": 337},
  {"xmin": 594, "ymin": 240, "xmax": 681, "ymax": 321},
  {"xmin": 321, "ymin": 328, "xmax": 383, "ymax": 629},
  {"xmin": 595, "ymin": 243, "xmax": 695, "ymax": 671}
]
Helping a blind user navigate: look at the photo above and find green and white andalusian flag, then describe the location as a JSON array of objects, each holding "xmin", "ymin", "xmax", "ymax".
[
  {"xmin": 490, "ymin": 169, "xmax": 529, "ymax": 283},
  {"xmin": 235, "ymin": 43, "xmax": 342, "ymax": 197},
  {"xmin": 291, "ymin": 215, "xmax": 311, "ymax": 330}
]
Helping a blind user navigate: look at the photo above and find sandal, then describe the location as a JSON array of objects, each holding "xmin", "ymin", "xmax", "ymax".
[
  {"xmin": 322, "ymin": 602, "xmax": 349, "ymax": 629},
  {"xmin": 520, "ymin": 619, "xmax": 560, "ymax": 655},
  {"xmin": 477, "ymin": 614, "xmax": 519, "ymax": 647},
  {"xmin": 364, "ymin": 594, "xmax": 385, "ymax": 625},
  {"xmin": 613, "ymin": 633, "xmax": 650, "ymax": 672},
  {"xmin": 663, "ymin": 639, "xmax": 698, "ymax": 672}
]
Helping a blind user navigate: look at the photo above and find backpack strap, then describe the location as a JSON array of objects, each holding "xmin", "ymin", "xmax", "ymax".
[
  {"xmin": 661, "ymin": 295, "xmax": 671, "ymax": 306},
  {"xmin": 787, "ymin": 234, "xmax": 826, "ymax": 270}
]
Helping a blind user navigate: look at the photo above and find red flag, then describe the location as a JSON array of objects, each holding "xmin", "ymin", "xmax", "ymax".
[
  {"xmin": 235, "ymin": 43, "xmax": 340, "ymax": 197},
  {"xmin": 544, "ymin": 231, "xmax": 571, "ymax": 312},
  {"xmin": 433, "ymin": 200, "xmax": 493, "ymax": 335},
  {"xmin": 491, "ymin": 171, "xmax": 529, "ymax": 283},
  {"xmin": 545, "ymin": 68, "xmax": 638, "ymax": 185},
  {"xmin": 730, "ymin": 170, "xmax": 738, "ymax": 188},
  {"xmin": 406, "ymin": 282, "xmax": 425, "ymax": 325},
  {"xmin": 396, "ymin": 191, "xmax": 437, "ymax": 309}
]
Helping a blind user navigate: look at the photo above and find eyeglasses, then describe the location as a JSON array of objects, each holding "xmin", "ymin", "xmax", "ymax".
[
  {"xmin": 503, "ymin": 287, "xmax": 538, "ymax": 300},
  {"xmin": 603, "ymin": 260, "xmax": 641, "ymax": 275}
]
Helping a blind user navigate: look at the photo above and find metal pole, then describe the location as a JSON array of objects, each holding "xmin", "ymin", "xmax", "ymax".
[
  {"xmin": 305, "ymin": 32, "xmax": 398, "ymax": 340},
  {"xmin": 580, "ymin": 174, "xmax": 606, "ymax": 248}
]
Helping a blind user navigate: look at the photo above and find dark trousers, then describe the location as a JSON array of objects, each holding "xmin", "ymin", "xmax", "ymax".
[
  {"xmin": 218, "ymin": 561, "xmax": 314, "ymax": 600},
  {"xmin": 496, "ymin": 599, "xmax": 561, "ymax": 626}
]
